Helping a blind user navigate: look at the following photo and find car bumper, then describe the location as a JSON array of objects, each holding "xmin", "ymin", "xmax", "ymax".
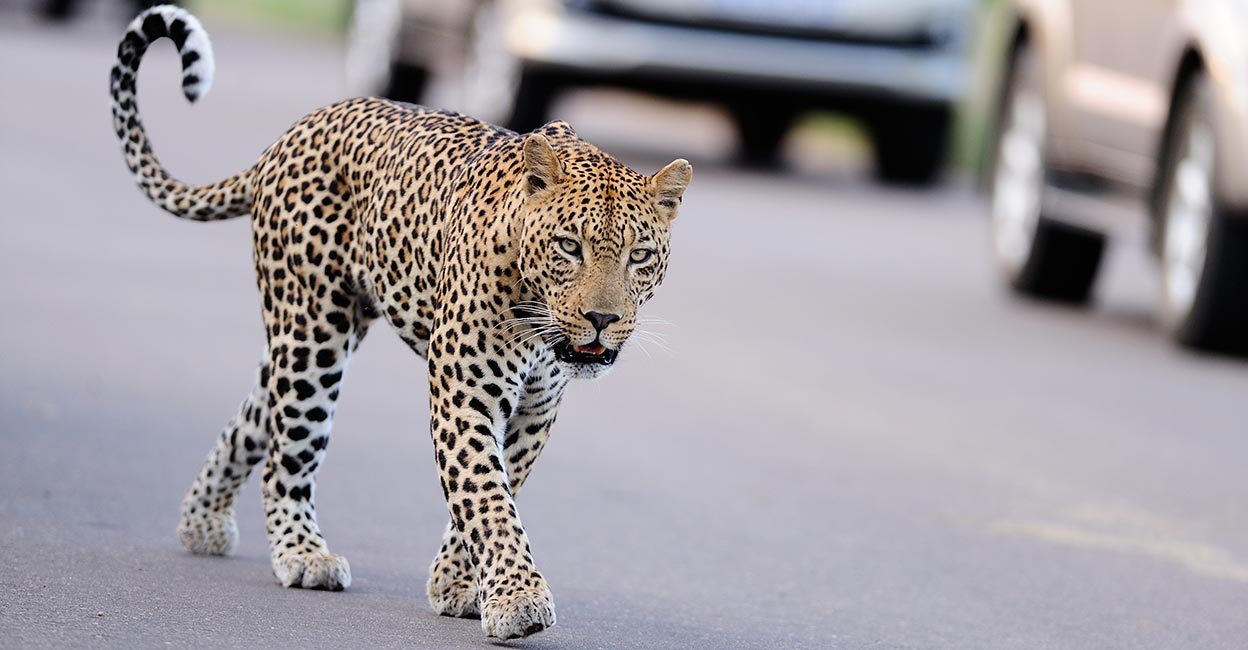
[{"xmin": 503, "ymin": 5, "xmax": 969, "ymax": 105}]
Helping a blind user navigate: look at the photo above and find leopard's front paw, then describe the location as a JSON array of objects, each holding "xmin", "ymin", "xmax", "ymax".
[
  {"xmin": 273, "ymin": 551, "xmax": 351, "ymax": 591},
  {"xmin": 428, "ymin": 575, "xmax": 480, "ymax": 618},
  {"xmin": 480, "ymin": 576, "xmax": 555, "ymax": 640},
  {"xmin": 177, "ymin": 510, "xmax": 238, "ymax": 556}
]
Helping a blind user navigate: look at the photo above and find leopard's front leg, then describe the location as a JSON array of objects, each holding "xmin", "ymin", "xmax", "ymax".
[
  {"xmin": 427, "ymin": 327, "xmax": 557, "ymax": 639},
  {"xmin": 428, "ymin": 361, "xmax": 567, "ymax": 620}
]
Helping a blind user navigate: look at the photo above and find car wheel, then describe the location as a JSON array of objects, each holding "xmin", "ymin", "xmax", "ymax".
[
  {"xmin": 1155, "ymin": 74, "xmax": 1248, "ymax": 351},
  {"xmin": 383, "ymin": 61, "xmax": 429, "ymax": 104},
  {"xmin": 506, "ymin": 70, "xmax": 559, "ymax": 133},
  {"xmin": 989, "ymin": 45, "xmax": 1105, "ymax": 302},
  {"xmin": 730, "ymin": 104, "xmax": 793, "ymax": 168},
  {"xmin": 344, "ymin": 0, "xmax": 408, "ymax": 99},
  {"xmin": 462, "ymin": 1, "xmax": 556, "ymax": 131},
  {"xmin": 867, "ymin": 103, "xmax": 950, "ymax": 185}
]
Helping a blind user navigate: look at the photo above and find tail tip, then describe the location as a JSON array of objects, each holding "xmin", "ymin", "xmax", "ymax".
[{"xmin": 131, "ymin": 4, "xmax": 215, "ymax": 104}]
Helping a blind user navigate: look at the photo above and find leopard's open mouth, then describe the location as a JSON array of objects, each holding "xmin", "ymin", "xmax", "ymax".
[{"xmin": 553, "ymin": 339, "xmax": 618, "ymax": 365}]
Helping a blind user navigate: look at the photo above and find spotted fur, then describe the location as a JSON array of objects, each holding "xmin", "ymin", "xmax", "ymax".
[{"xmin": 110, "ymin": 6, "xmax": 691, "ymax": 640}]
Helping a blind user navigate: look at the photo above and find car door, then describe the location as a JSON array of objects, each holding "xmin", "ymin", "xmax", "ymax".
[{"xmin": 1065, "ymin": 0, "xmax": 1174, "ymax": 187}]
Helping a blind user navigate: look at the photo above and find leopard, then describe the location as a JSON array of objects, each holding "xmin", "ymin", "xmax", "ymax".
[{"xmin": 109, "ymin": 5, "xmax": 691, "ymax": 640}]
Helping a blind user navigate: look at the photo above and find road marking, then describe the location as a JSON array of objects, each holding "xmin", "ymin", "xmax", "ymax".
[{"xmin": 989, "ymin": 507, "xmax": 1248, "ymax": 584}]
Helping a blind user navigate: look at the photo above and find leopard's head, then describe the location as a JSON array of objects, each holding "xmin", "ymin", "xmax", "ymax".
[{"xmin": 515, "ymin": 130, "xmax": 691, "ymax": 379}]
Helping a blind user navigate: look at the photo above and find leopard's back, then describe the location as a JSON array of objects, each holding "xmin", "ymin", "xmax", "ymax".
[{"xmin": 249, "ymin": 97, "xmax": 514, "ymax": 355}]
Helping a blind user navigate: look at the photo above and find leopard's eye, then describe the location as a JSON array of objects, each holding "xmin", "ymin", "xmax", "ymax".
[
  {"xmin": 629, "ymin": 248, "xmax": 654, "ymax": 265},
  {"xmin": 555, "ymin": 237, "xmax": 582, "ymax": 258}
]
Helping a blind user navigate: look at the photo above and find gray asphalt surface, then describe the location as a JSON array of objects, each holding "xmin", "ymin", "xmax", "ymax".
[{"xmin": 3, "ymin": 15, "xmax": 1248, "ymax": 650}]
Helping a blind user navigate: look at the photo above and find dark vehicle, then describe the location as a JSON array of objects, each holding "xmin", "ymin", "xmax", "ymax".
[{"xmin": 348, "ymin": 0, "xmax": 975, "ymax": 183}]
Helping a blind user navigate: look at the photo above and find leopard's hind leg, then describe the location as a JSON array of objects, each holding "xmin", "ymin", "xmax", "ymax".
[
  {"xmin": 258, "ymin": 297, "xmax": 369, "ymax": 591},
  {"xmin": 428, "ymin": 521, "xmax": 480, "ymax": 618},
  {"xmin": 178, "ymin": 361, "xmax": 272, "ymax": 555}
]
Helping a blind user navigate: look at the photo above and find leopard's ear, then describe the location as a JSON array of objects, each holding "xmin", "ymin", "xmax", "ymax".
[
  {"xmin": 523, "ymin": 134, "xmax": 564, "ymax": 196},
  {"xmin": 650, "ymin": 158, "xmax": 692, "ymax": 218}
]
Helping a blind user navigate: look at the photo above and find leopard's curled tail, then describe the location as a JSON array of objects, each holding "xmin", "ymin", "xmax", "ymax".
[{"xmin": 110, "ymin": 5, "xmax": 252, "ymax": 221}]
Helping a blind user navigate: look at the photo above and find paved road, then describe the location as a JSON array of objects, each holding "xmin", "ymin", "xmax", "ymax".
[{"xmin": 3, "ymin": 15, "xmax": 1248, "ymax": 650}]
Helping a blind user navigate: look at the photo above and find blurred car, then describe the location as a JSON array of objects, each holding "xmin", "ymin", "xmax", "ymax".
[
  {"xmin": 347, "ymin": 0, "xmax": 976, "ymax": 183},
  {"xmin": 37, "ymin": 0, "xmax": 162, "ymax": 21},
  {"xmin": 987, "ymin": 0, "xmax": 1248, "ymax": 351}
]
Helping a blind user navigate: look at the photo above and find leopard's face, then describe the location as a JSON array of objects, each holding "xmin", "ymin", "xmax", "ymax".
[{"xmin": 515, "ymin": 135, "xmax": 691, "ymax": 379}]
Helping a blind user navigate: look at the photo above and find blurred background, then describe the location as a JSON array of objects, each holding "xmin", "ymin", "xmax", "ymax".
[{"xmin": 2, "ymin": 1, "xmax": 1247, "ymax": 649}]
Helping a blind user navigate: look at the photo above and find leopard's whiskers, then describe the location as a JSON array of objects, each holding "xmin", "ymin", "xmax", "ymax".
[
  {"xmin": 630, "ymin": 325, "xmax": 674, "ymax": 356},
  {"xmin": 511, "ymin": 326, "xmax": 561, "ymax": 351}
]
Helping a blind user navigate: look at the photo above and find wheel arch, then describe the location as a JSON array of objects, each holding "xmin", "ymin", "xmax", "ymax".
[
  {"xmin": 1149, "ymin": 47, "xmax": 1207, "ymax": 254},
  {"xmin": 979, "ymin": 13, "xmax": 1032, "ymax": 189}
]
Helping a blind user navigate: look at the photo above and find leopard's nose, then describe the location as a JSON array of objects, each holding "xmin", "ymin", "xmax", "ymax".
[{"xmin": 583, "ymin": 311, "xmax": 620, "ymax": 332}]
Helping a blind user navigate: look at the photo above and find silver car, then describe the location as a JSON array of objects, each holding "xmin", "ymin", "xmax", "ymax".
[
  {"xmin": 988, "ymin": 0, "xmax": 1248, "ymax": 351},
  {"xmin": 348, "ymin": 0, "xmax": 975, "ymax": 183}
]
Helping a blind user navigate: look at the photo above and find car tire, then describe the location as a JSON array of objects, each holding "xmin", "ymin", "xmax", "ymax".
[
  {"xmin": 506, "ymin": 69, "xmax": 558, "ymax": 133},
  {"xmin": 1155, "ymin": 74, "xmax": 1248, "ymax": 352},
  {"xmin": 867, "ymin": 103, "xmax": 950, "ymax": 185},
  {"xmin": 730, "ymin": 104, "xmax": 793, "ymax": 168},
  {"xmin": 344, "ymin": 0, "xmax": 410, "ymax": 100},
  {"xmin": 989, "ymin": 45, "xmax": 1105, "ymax": 303},
  {"xmin": 462, "ymin": 1, "xmax": 558, "ymax": 131},
  {"xmin": 384, "ymin": 61, "xmax": 429, "ymax": 104}
]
